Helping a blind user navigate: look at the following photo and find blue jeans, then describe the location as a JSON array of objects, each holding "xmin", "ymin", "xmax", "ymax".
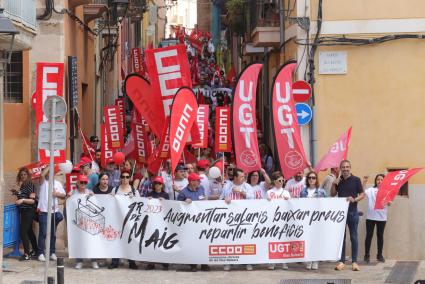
[
  {"xmin": 340, "ymin": 210, "xmax": 359, "ymax": 263},
  {"xmin": 37, "ymin": 212, "xmax": 63, "ymax": 256}
]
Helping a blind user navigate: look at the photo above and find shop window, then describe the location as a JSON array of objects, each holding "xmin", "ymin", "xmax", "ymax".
[
  {"xmin": 387, "ymin": 168, "xmax": 408, "ymax": 196},
  {"xmin": 3, "ymin": 51, "xmax": 23, "ymax": 103}
]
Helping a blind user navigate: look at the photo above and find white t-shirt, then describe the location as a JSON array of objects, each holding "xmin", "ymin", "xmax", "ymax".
[
  {"xmin": 267, "ymin": 187, "xmax": 291, "ymax": 200},
  {"xmin": 307, "ymin": 188, "xmax": 316, "ymax": 198},
  {"xmin": 220, "ymin": 182, "xmax": 254, "ymax": 200},
  {"xmin": 199, "ymin": 173, "xmax": 210, "ymax": 194},
  {"xmin": 250, "ymin": 182, "xmax": 268, "ymax": 199},
  {"xmin": 285, "ymin": 177, "xmax": 306, "ymax": 198},
  {"xmin": 206, "ymin": 179, "xmax": 223, "ymax": 199},
  {"xmin": 91, "ymin": 161, "xmax": 100, "ymax": 174},
  {"xmin": 166, "ymin": 178, "xmax": 188, "ymax": 200},
  {"xmin": 38, "ymin": 180, "xmax": 65, "ymax": 213},
  {"xmin": 365, "ymin": 187, "xmax": 388, "ymax": 221}
]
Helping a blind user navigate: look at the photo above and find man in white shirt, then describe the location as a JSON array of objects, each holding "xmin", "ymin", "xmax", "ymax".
[
  {"xmin": 37, "ymin": 166, "xmax": 66, "ymax": 262},
  {"xmin": 165, "ymin": 164, "xmax": 188, "ymax": 200},
  {"xmin": 197, "ymin": 159, "xmax": 211, "ymax": 195},
  {"xmin": 285, "ymin": 171, "xmax": 305, "ymax": 198}
]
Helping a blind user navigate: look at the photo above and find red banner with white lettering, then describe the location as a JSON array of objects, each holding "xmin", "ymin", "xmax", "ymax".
[
  {"xmin": 232, "ymin": 63, "xmax": 262, "ymax": 173},
  {"xmin": 101, "ymin": 123, "xmax": 116, "ymax": 167},
  {"xmin": 124, "ymin": 74, "xmax": 165, "ymax": 138},
  {"xmin": 23, "ymin": 161, "xmax": 48, "ymax": 179},
  {"xmin": 115, "ymin": 98, "xmax": 125, "ymax": 130},
  {"xmin": 272, "ymin": 61, "xmax": 308, "ymax": 179},
  {"xmin": 215, "ymin": 106, "xmax": 232, "ymax": 153},
  {"xmin": 66, "ymin": 173, "xmax": 79, "ymax": 193},
  {"xmin": 170, "ymin": 87, "xmax": 198, "ymax": 174},
  {"xmin": 36, "ymin": 62, "xmax": 66, "ymax": 163},
  {"xmin": 104, "ymin": 105, "xmax": 124, "ymax": 149},
  {"xmin": 159, "ymin": 118, "xmax": 170, "ymax": 160},
  {"xmin": 193, "ymin": 104, "xmax": 209, "ymax": 148},
  {"xmin": 145, "ymin": 44, "xmax": 192, "ymax": 118},
  {"xmin": 132, "ymin": 48, "xmax": 144, "ymax": 76},
  {"xmin": 132, "ymin": 122, "xmax": 151, "ymax": 165},
  {"xmin": 375, "ymin": 168, "xmax": 423, "ymax": 209},
  {"xmin": 314, "ymin": 127, "xmax": 352, "ymax": 172}
]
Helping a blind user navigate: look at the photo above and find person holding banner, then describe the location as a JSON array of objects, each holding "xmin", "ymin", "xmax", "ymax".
[
  {"xmin": 266, "ymin": 171, "xmax": 290, "ymax": 270},
  {"xmin": 364, "ymin": 174, "xmax": 388, "ymax": 264},
  {"xmin": 300, "ymin": 171, "xmax": 327, "ymax": 270},
  {"xmin": 92, "ymin": 172, "xmax": 113, "ymax": 194},
  {"xmin": 220, "ymin": 168, "xmax": 254, "ymax": 271},
  {"xmin": 285, "ymin": 171, "xmax": 306, "ymax": 198},
  {"xmin": 321, "ymin": 167, "xmax": 340, "ymax": 197},
  {"xmin": 104, "ymin": 158, "xmax": 120, "ymax": 188},
  {"xmin": 177, "ymin": 173, "xmax": 210, "ymax": 272},
  {"xmin": 331, "ymin": 160, "xmax": 365, "ymax": 272},
  {"xmin": 166, "ymin": 164, "xmax": 188, "ymax": 200},
  {"xmin": 11, "ymin": 167, "xmax": 38, "ymax": 261},
  {"xmin": 37, "ymin": 166, "xmax": 66, "ymax": 262},
  {"xmin": 247, "ymin": 168, "xmax": 271, "ymax": 199},
  {"xmin": 109, "ymin": 169, "xmax": 139, "ymax": 270},
  {"xmin": 197, "ymin": 159, "xmax": 211, "ymax": 194}
]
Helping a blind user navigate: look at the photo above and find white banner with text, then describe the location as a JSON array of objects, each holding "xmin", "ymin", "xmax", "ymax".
[{"xmin": 67, "ymin": 195, "xmax": 348, "ymax": 264}]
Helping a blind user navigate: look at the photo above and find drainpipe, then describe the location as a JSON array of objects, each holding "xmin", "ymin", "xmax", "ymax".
[
  {"xmin": 279, "ymin": 0, "xmax": 285, "ymax": 61},
  {"xmin": 212, "ymin": 1, "xmax": 221, "ymax": 45}
]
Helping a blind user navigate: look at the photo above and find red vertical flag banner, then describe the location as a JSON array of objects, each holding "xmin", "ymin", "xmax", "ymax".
[
  {"xmin": 66, "ymin": 173, "xmax": 79, "ymax": 193},
  {"xmin": 215, "ymin": 106, "xmax": 232, "ymax": 153},
  {"xmin": 314, "ymin": 127, "xmax": 352, "ymax": 172},
  {"xmin": 375, "ymin": 168, "xmax": 423, "ymax": 209},
  {"xmin": 132, "ymin": 122, "xmax": 151, "ymax": 165},
  {"xmin": 115, "ymin": 98, "xmax": 125, "ymax": 131},
  {"xmin": 104, "ymin": 105, "xmax": 124, "ymax": 149},
  {"xmin": 169, "ymin": 87, "xmax": 198, "ymax": 174},
  {"xmin": 36, "ymin": 62, "xmax": 66, "ymax": 163},
  {"xmin": 132, "ymin": 48, "xmax": 143, "ymax": 75},
  {"xmin": 271, "ymin": 61, "xmax": 308, "ymax": 179},
  {"xmin": 159, "ymin": 118, "xmax": 170, "ymax": 159},
  {"xmin": 124, "ymin": 74, "xmax": 165, "ymax": 138},
  {"xmin": 101, "ymin": 123, "xmax": 115, "ymax": 167},
  {"xmin": 193, "ymin": 104, "xmax": 209, "ymax": 148},
  {"xmin": 232, "ymin": 63, "xmax": 263, "ymax": 173}
]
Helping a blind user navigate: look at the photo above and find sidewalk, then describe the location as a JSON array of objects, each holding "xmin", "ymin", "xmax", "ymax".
[{"xmin": 3, "ymin": 255, "xmax": 424, "ymax": 284}]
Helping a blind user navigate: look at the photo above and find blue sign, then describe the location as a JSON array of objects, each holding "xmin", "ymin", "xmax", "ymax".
[{"xmin": 295, "ymin": 103, "xmax": 313, "ymax": 125}]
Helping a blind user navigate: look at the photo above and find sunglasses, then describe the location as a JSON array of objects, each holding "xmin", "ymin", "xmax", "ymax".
[
  {"xmin": 79, "ymin": 182, "xmax": 88, "ymax": 185},
  {"xmin": 275, "ymin": 179, "xmax": 285, "ymax": 183},
  {"xmin": 308, "ymin": 176, "xmax": 317, "ymax": 180},
  {"xmin": 121, "ymin": 175, "xmax": 131, "ymax": 179}
]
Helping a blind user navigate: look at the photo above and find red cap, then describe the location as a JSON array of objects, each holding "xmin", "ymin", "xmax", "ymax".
[
  {"xmin": 197, "ymin": 159, "xmax": 210, "ymax": 169},
  {"xmin": 78, "ymin": 175, "xmax": 88, "ymax": 182},
  {"xmin": 152, "ymin": 176, "xmax": 164, "ymax": 184},
  {"xmin": 106, "ymin": 157, "xmax": 114, "ymax": 164},
  {"xmin": 188, "ymin": 172, "xmax": 201, "ymax": 182},
  {"xmin": 78, "ymin": 156, "xmax": 92, "ymax": 168}
]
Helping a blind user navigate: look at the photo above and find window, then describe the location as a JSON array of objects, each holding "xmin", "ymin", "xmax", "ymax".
[
  {"xmin": 3, "ymin": 51, "xmax": 23, "ymax": 103},
  {"xmin": 387, "ymin": 168, "xmax": 408, "ymax": 196}
]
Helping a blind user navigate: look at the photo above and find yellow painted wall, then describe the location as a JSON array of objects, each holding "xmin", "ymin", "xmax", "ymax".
[
  {"xmin": 4, "ymin": 50, "xmax": 31, "ymax": 171},
  {"xmin": 310, "ymin": 0, "xmax": 425, "ymax": 21}
]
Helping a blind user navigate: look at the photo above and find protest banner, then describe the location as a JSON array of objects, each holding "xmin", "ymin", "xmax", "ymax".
[
  {"xmin": 315, "ymin": 127, "xmax": 352, "ymax": 172},
  {"xmin": 375, "ymin": 168, "xmax": 423, "ymax": 209},
  {"xmin": 101, "ymin": 123, "xmax": 115, "ymax": 167},
  {"xmin": 23, "ymin": 161, "xmax": 48, "ymax": 179},
  {"xmin": 232, "ymin": 63, "xmax": 263, "ymax": 173},
  {"xmin": 115, "ymin": 98, "xmax": 125, "ymax": 130},
  {"xmin": 215, "ymin": 106, "xmax": 231, "ymax": 153},
  {"xmin": 66, "ymin": 173, "xmax": 79, "ymax": 193},
  {"xmin": 132, "ymin": 122, "xmax": 151, "ymax": 165},
  {"xmin": 35, "ymin": 62, "xmax": 66, "ymax": 163},
  {"xmin": 272, "ymin": 61, "xmax": 308, "ymax": 179},
  {"xmin": 67, "ymin": 197, "xmax": 348, "ymax": 264},
  {"xmin": 170, "ymin": 87, "xmax": 198, "ymax": 173},
  {"xmin": 104, "ymin": 105, "xmax": 124, "ymax": 149}
]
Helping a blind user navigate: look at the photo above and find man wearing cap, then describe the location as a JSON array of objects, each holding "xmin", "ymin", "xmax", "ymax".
[
  {"xmin": 197, "ymin": 159, "xmax": 211, "ymax": 195},
  {"xmin": 166, "ymin": 164, "xmax": 188, "ymax": 200},
  {"xmin": 104, "ymin": 158, "xmax": 120, "ymax": 188},
  {"xmin": 79, "ymin": 157, "xmax": 99, "ymax": 191},
  {"xmin": 177, "ymin": 173, "xmax": 209, "ymax": 272}
]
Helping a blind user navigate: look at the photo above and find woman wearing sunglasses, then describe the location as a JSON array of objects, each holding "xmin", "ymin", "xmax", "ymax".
[
  {"xmin": 266, "ymin": 171, "xmax": 290, "ymax": 270},
  {"xmin": 11, "ymin": 167, "xmax": 38, "ymax": 261},
  {"xmin": 300, "ymin": 171, "xmax": 326, "ymax": 270},
  {"xmin": 109, "ymin": 169, "xmax": 139, "ymax": 270}
]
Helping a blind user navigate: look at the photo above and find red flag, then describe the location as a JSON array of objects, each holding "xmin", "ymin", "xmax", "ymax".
[
  {"xmin": 132, "ymin": 122, "xmax": 151, "ymax": 165},
  {"xmin": 80, "ymin": 129, "xmax": 96, "ymax": 158},
  {"xmin": 104, "ymin": 105, "xmax": 124, "ymax": 149},
  {"xmin": 132, "ymin": 48, "xmax": 143, "ymax": 75},
  {"xmin": 170, "ymin": 87, "xmax": 198, "ymax": 174},
  {"xmin": 314, "ymin": 127, "xmax": 352, "ymax": 172},
  {"xmin": 159, "ymin": 118, "xmax": 170, "ymax": 159},
  {"xmin": 375, "ymin": 168, "xmax": 423, "ymax": 209},
  {"xmin": 101, "ymin": 123, "xmax": 116, "ymax": 167},
  {"xmin": 232, "ymin": 63, "xmax": 263, "ymax": 173},
  {"xmin": 36, "ymin": 62, "xmax": 66, "ymax": 163},
  {"xmin": 272, "ymin": 61, "xmax": 308, "ymax": 179},
  {"xmin": 66, "ymin": 173, "xmax": 79, "ymax": 193},
  {"xmin": 115, "ymin": 98, "xmax": 125, "ymax": 130},
  {"xmin": 192, "ymin": 104, "xmax": 209, "ymax": 148},
  {"xmin": 183, "ymin": 147, "xmax": 198, "ymax": 164},
  {"xmin": 23, "ymin": 161, "xmax": 48, "ymax": 179},
  {"xmin": 215, "ymin": 106, "xmax": 232, "ymax": 153},
  {"xmin": 124, "ymin": 74, "xmax": 165, "ymax": 138}
]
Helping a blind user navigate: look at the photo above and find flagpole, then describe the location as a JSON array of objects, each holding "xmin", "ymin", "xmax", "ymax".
[
  {"xmin": 222, "ymin": 152, "xmax": 225, "ymax": 181},
  {"xmin": 198, "ymin": 148, "xmax": 201, "ymax": 160}
]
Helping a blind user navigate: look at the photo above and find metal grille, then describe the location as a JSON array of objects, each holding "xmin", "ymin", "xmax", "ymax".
[
  {"xmin": 3, "ymin": 52, "xmax": 23, "ymax": 103},
  {"xmin": 385, "ymin": 261, "xmax": 419, "ymax": 284},
  {"xmin": 280, "ymin": 280, "xmax": 351, "ymax": 284}
]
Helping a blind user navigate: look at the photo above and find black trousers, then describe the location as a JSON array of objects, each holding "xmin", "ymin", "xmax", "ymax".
[
  {"xmin": 20, "ymin": 208, "xmax": 38, "ymax": 254},
  {"xmin": 365, "ymin": 219, "xmax": 386, "ymax": 257}
]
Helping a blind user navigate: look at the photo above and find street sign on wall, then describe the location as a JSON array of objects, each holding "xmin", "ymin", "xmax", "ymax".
[
  {"xmin": 295, "ymin": 103, "xmax": 313, "ymax": 125},
  {"xmin": 293, "ymin": 80, "xmax": 311, "ymax": 103}
]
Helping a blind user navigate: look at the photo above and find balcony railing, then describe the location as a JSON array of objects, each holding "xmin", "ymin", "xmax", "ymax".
[
  {"xmin": 249, "ymin": 0, "xmax": 280, "ymax": 30},
  {"xmin": 4, "ymin": 0, "xmax": 36, "ymax": 31}
]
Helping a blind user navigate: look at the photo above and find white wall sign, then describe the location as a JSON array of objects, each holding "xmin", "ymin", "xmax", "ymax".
[{"xmin": 319, "ymin": 51, "xmax": 347, "ymax": 74}]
